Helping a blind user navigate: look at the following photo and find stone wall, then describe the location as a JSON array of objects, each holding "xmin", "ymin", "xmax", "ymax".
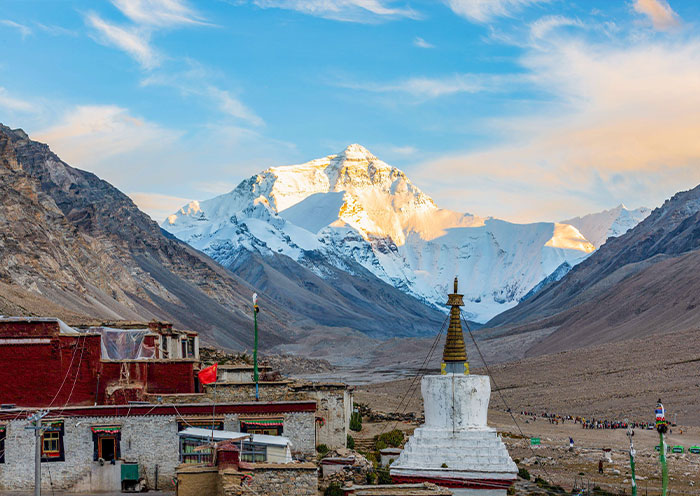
[
  {"xmin": 204, "ymin": 382, "xmax": 290, "ymax": 402},
  {"xmin": 0, "ymin": 414, "xmax": 180, "ymax": 492},
  {"xmin": 0, "ymin": 408, "xmax": 315, "ymax": 491},
  {"xmin": 291, "ymin": 385, "xmax": 352, "ymax": 450},
  {"xmin": 221, "ymin": 464, "xmax": 317, "ymax": 496}
]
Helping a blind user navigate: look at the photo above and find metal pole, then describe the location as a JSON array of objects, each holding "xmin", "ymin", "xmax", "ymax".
[
  {"xmin": 253, "ymin": 293, "xmax": 259, "ymax": 401},
  {"xmin": 34, "ymin": 424, "xmax": 41, "ymax": 496},
  {"xmin": 626, "ymin": 420, "xmax": 637, "ymax": 496},
  {"xmin": 659, "ymin": 430, "xmax": 668, "ymax": 496}
]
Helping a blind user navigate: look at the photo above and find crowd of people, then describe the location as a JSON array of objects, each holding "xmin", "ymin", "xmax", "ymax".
[{"xmin": 517, "ymin": 410, "xmax": 660, "ymax": 430}]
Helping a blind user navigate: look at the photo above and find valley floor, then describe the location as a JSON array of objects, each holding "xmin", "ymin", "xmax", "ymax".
[{"xmin": 350, "ymin": 326, "xmax": 700, "ymax": 494}]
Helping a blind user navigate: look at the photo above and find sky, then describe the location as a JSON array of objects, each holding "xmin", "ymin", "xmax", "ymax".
[{"xmin": 2, "ymin": 0, "xmax": 700, "ymax": 223}]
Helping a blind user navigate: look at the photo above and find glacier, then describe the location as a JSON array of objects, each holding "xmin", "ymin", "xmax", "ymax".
[{"xmin": 163, "ymin": 144, "xmax": 638, "ymax": 323}]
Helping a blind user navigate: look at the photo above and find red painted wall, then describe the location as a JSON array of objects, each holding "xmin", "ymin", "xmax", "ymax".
[
  {"xmin": 0, "ymin": 334, "xmax": 102, "ymax": 407},
  {"xmin": 0, "ymin": 323, "xmax": 196, "ymax": 407}
]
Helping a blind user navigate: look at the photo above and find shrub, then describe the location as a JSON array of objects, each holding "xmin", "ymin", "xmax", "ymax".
[
  {"xmin": 365, "ymin": 472, "xmax": 377, "ymax": 485},
  {"xmin": 324, "ymin": 483, "xmax": 344, "ymax": 496},
  {"xmin": 317, "ymin": 444, "xmax": 329, "ymax": 455},
  {"xmin": 441, "ymin": 463, "xmax": 448, "ymax": 468},
  {"xmin": 375, "ymin": 429, "xmax": 404, "ymax": 449},
  {"xmin": 350, "ymin": 411, "xmax": 363, "ymax": 432},
  {"xmin": 377, "ymin": 468, "xmax": 392, "ymax": 485},
  {"xmin": 346, "ymin": 434, "xmax": 355, "ymax": 449},
  {"xmin": 518, "ymin": 467, "xmax": 531, "ymax": 480}
]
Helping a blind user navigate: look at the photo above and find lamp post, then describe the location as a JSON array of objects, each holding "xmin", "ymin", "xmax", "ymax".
[{"xmin": 253, "ymin": 293, "xmax": 259, "ymax": 401}]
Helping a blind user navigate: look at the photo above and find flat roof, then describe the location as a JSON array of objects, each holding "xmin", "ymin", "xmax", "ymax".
[{"xmin": 0, "ymin": 400, "xmax": 317, "ymax": 420}]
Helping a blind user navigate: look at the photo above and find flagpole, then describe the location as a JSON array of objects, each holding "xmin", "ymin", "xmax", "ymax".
[
  {"xmin": 626, "ymin": 420, "xmax": 637, "ymax": 496},
  {"xmin": 655, "ymin": 399, "xmax": 668, "ymax": 496},
  {"xmin": 253, "ymin": 293, "xmax": 259, "ymax": 401}
]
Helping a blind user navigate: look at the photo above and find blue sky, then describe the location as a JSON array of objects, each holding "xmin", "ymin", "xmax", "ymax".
[{"xmin": 2, "ymin": 0, "xmax": 700, "ymax": 222}]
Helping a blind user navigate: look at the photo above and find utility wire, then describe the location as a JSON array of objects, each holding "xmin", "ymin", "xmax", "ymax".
[
  {"xmin": 379, "ymin": 313, "xmax": 449, "ymax": 437},
  {"xmin": 460, "ymin": 310, "xmax": 552, "ymax": 481}
]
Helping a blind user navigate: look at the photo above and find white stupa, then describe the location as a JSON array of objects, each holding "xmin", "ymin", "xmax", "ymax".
[{"xmin": 390, "ymin": 278, "xmax": 517, "ymax": 496}]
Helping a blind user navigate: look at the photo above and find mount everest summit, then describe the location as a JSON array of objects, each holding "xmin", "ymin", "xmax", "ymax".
[{"xmin": 163, "ymin": 144, "xmax": 648, "ymax": 324}]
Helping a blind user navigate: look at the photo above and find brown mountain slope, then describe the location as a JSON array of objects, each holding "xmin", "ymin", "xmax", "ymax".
[
  {"xmin": 0, "ymin": 124, "xmax": 293, "ymax": 348},
  {"xmin": 483, "ymin": 184, "xmax": 700, "ymax": 356}
]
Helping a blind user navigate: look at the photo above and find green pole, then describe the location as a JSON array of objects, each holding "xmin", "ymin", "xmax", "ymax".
[
  {"xmin": 627, "ymin": 422, "xmax": 637, "ymax": 496},
  {"xmin": 659, "ymin": 430, "xmax": 668, "ymax": 496},
  {"xmin": 253, "ymin": 303, "xmax": 259, "ymax": 400}
]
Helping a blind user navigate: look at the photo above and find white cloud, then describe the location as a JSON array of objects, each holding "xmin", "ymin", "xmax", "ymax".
[
  {"xmin": 206, "ymin": 86, "xmax": 264, "ymax": 126},
  {"xmin": 529, "ymin": 15, "xmax": 583, "ymax": 41},
  {"xmin": 251, "ymin": 0, "xmax": 418, "ymax": 23},
  {"xmin": 0, "ymin": 19, "xmax": 32, "ymax": 38},
  {"xmin": 414, "ymin": 30, "xmax": 700, "ymax": 222},
  {"xmin": 413, "ymin": 36, "xmax": 434, "ymax": 48},
  {"xmin": 633, "ymin": 0, "xmax": 681, "ymax": 31},
  {"xmin": 0, "ymin": 87, "xmax": 37, "ymax": 113},
  {"xmin": 86, "ymin": 13, "xmax": 159, "ymax": 69},
  {"xmin": 338, "ymin": 73, "xmax": 507, "ymax": 100},
  {"xmin": 141, "ymin": 65, "xmax": 264, "ymax": 126},
  {"xmin": 34, "ymin": 105, "xmax": 181, "ymax": 165},
  {"xmin": 128, "ymin": 192, "xmax": 192, "ymax": 222},
  {"xmin": 112, "ymin": 0, "xmax": 207, "ymax": 27},
  {"xmin": 445, "ymin": 0, "xmax": 551, "ymax": 23}
]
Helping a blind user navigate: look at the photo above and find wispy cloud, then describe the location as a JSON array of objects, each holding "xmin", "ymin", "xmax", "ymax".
[
  {"xmin": 413, "ymin": 36, "xmax": 434, "ymax": 48},
  {"xmin": 444, "ymin": 0, "xmax": 551, "ymax": 23},
  {"xmin": 34, "ymin": 105, "xmax": 181, "ymax": 165},
  {"xmin": 415, "ymin": 29, "xmax": 700, "ymax": 221},
  {"xmin": 34, "ymin": 23, "xmax": 78, "ymax": 37},
  {"xmin": 250, "ymin": 0, "xmax": 418, "ymax": 23},
  {"xmin": 632, "ymin": 0, "xmax": 681, "ymax": 31},
  {"xmin": 0, "ymin": 87, "xmax": 37, "ymax": 113},
  {"xmin": 112, "ymin": 0, "xmax": 208, "ymax": 27},
  {"xmin": 337, "ymin": 73, "xmax": 509, "ymax": 101},
  {"xmin": 141, "ymin": 64, "xmax": 264, "ymax": 126},
  {"xmin": 84, "ymin": 0, "xmax": 207, "ymax": 70},
  {"xmin": 529, "ymin": 15, "xmax": 583, "ymax": 41},
  {"xmin": 0, "ymin": 19, "xmax": 32, "ymax": 39},
  {"xmin": 86, "ymin": 12, "xmax": 160, "ymax": 69}
]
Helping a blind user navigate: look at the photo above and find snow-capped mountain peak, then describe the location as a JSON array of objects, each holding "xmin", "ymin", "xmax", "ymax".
[{"xmin": 162, "ymin": 146, "xmax": 640, "ymax": 324}]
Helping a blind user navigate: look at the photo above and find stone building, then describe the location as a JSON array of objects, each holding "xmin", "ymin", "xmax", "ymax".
[{"xmin": 0, "ymin": 401, "xmax": 315, "ymax": 492}]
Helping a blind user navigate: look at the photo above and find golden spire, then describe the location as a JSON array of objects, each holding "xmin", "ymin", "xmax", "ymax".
[{"xmin": 441, "ymin": 277, "xmax": 469, "ymax": 374}]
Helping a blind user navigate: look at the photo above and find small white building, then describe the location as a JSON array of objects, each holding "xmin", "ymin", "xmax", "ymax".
[{"xmin": 178, "ymin": 427, "xmax": 293, "ymax": 465}]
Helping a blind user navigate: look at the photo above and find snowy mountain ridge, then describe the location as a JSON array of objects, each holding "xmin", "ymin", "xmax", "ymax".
[
  {"xmin": 561, "ymin": 204, "xmax": 651, "ymax": 249},
  {"xmin": 164, "ymin": 145, "xmax": 641, "ymax": 323}
]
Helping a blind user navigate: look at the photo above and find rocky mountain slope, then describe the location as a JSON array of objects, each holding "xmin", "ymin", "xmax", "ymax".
[
  {"xmin": 485, "ymin": 184, "xmax": 700, "ymax": 355},
  {"xmin": 0, "ymin": 124, "xmax": 290, "ymax": 348},
  {"xmin": 164, "ymin": 144, "xmax": 599, "ymax": 323}
]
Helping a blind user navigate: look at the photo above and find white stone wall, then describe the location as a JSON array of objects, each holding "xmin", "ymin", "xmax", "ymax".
[
  {"xmin": 0, "ymin": 415, "xmax": 180, "ymax": 491},
  {"xmin": 0, "ymin": 409, "xmax": 315, "ymax": 491}
]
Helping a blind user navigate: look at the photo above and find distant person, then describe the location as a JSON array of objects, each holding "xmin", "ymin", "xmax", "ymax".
[
  {"xmin": 569, "ymin": 437, "xmax": 574, "ymax": 449},
  {"xmin": 598, "ymin": 460, "xmax": 604, "ymax": 474}
]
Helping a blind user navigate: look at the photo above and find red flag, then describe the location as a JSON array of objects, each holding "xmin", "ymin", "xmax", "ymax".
[{"xmin": 198, "ymin": 363, "xmax": 217, "ymax": 385}]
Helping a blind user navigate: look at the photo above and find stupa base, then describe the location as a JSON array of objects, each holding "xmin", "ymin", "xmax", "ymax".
[{"xmin": 391, "ymin": 471, "xmax": 514, "ymax": 496}]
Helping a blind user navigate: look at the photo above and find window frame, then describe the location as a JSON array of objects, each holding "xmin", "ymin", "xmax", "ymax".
[
  {"xmin": 40, "ymin": 421, "xmax": 65, "ymax": 462},
  {"xmin": 0, "ymin": 424, "xmax": 6, "ymax": 464}
]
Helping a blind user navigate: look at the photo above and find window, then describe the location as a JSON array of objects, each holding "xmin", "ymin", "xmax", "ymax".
[
  {"xmin": 176, "ymin": 418, "xmax": 224, "ymax": 432},
  {"xmin": 179, "ymin": 437, "xmax": 213, "ymax": 465},
  {"xmin": 41, "ymin": 421, "xmax": 64, "ymax": 462},
  {"xmin": 239, "ymin": 417, "xmax": 283, "ymax": 437},
  {"xmin": 240, "ymin": 442, "xmax": 266, "ymax": 463},
  {"xmin": 0, "ymin": 424, "xmax": 6, "ymax": 464},
  {"xmin": 91, "ymin": 426, "xmax": 121, "ymax": 462}
]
